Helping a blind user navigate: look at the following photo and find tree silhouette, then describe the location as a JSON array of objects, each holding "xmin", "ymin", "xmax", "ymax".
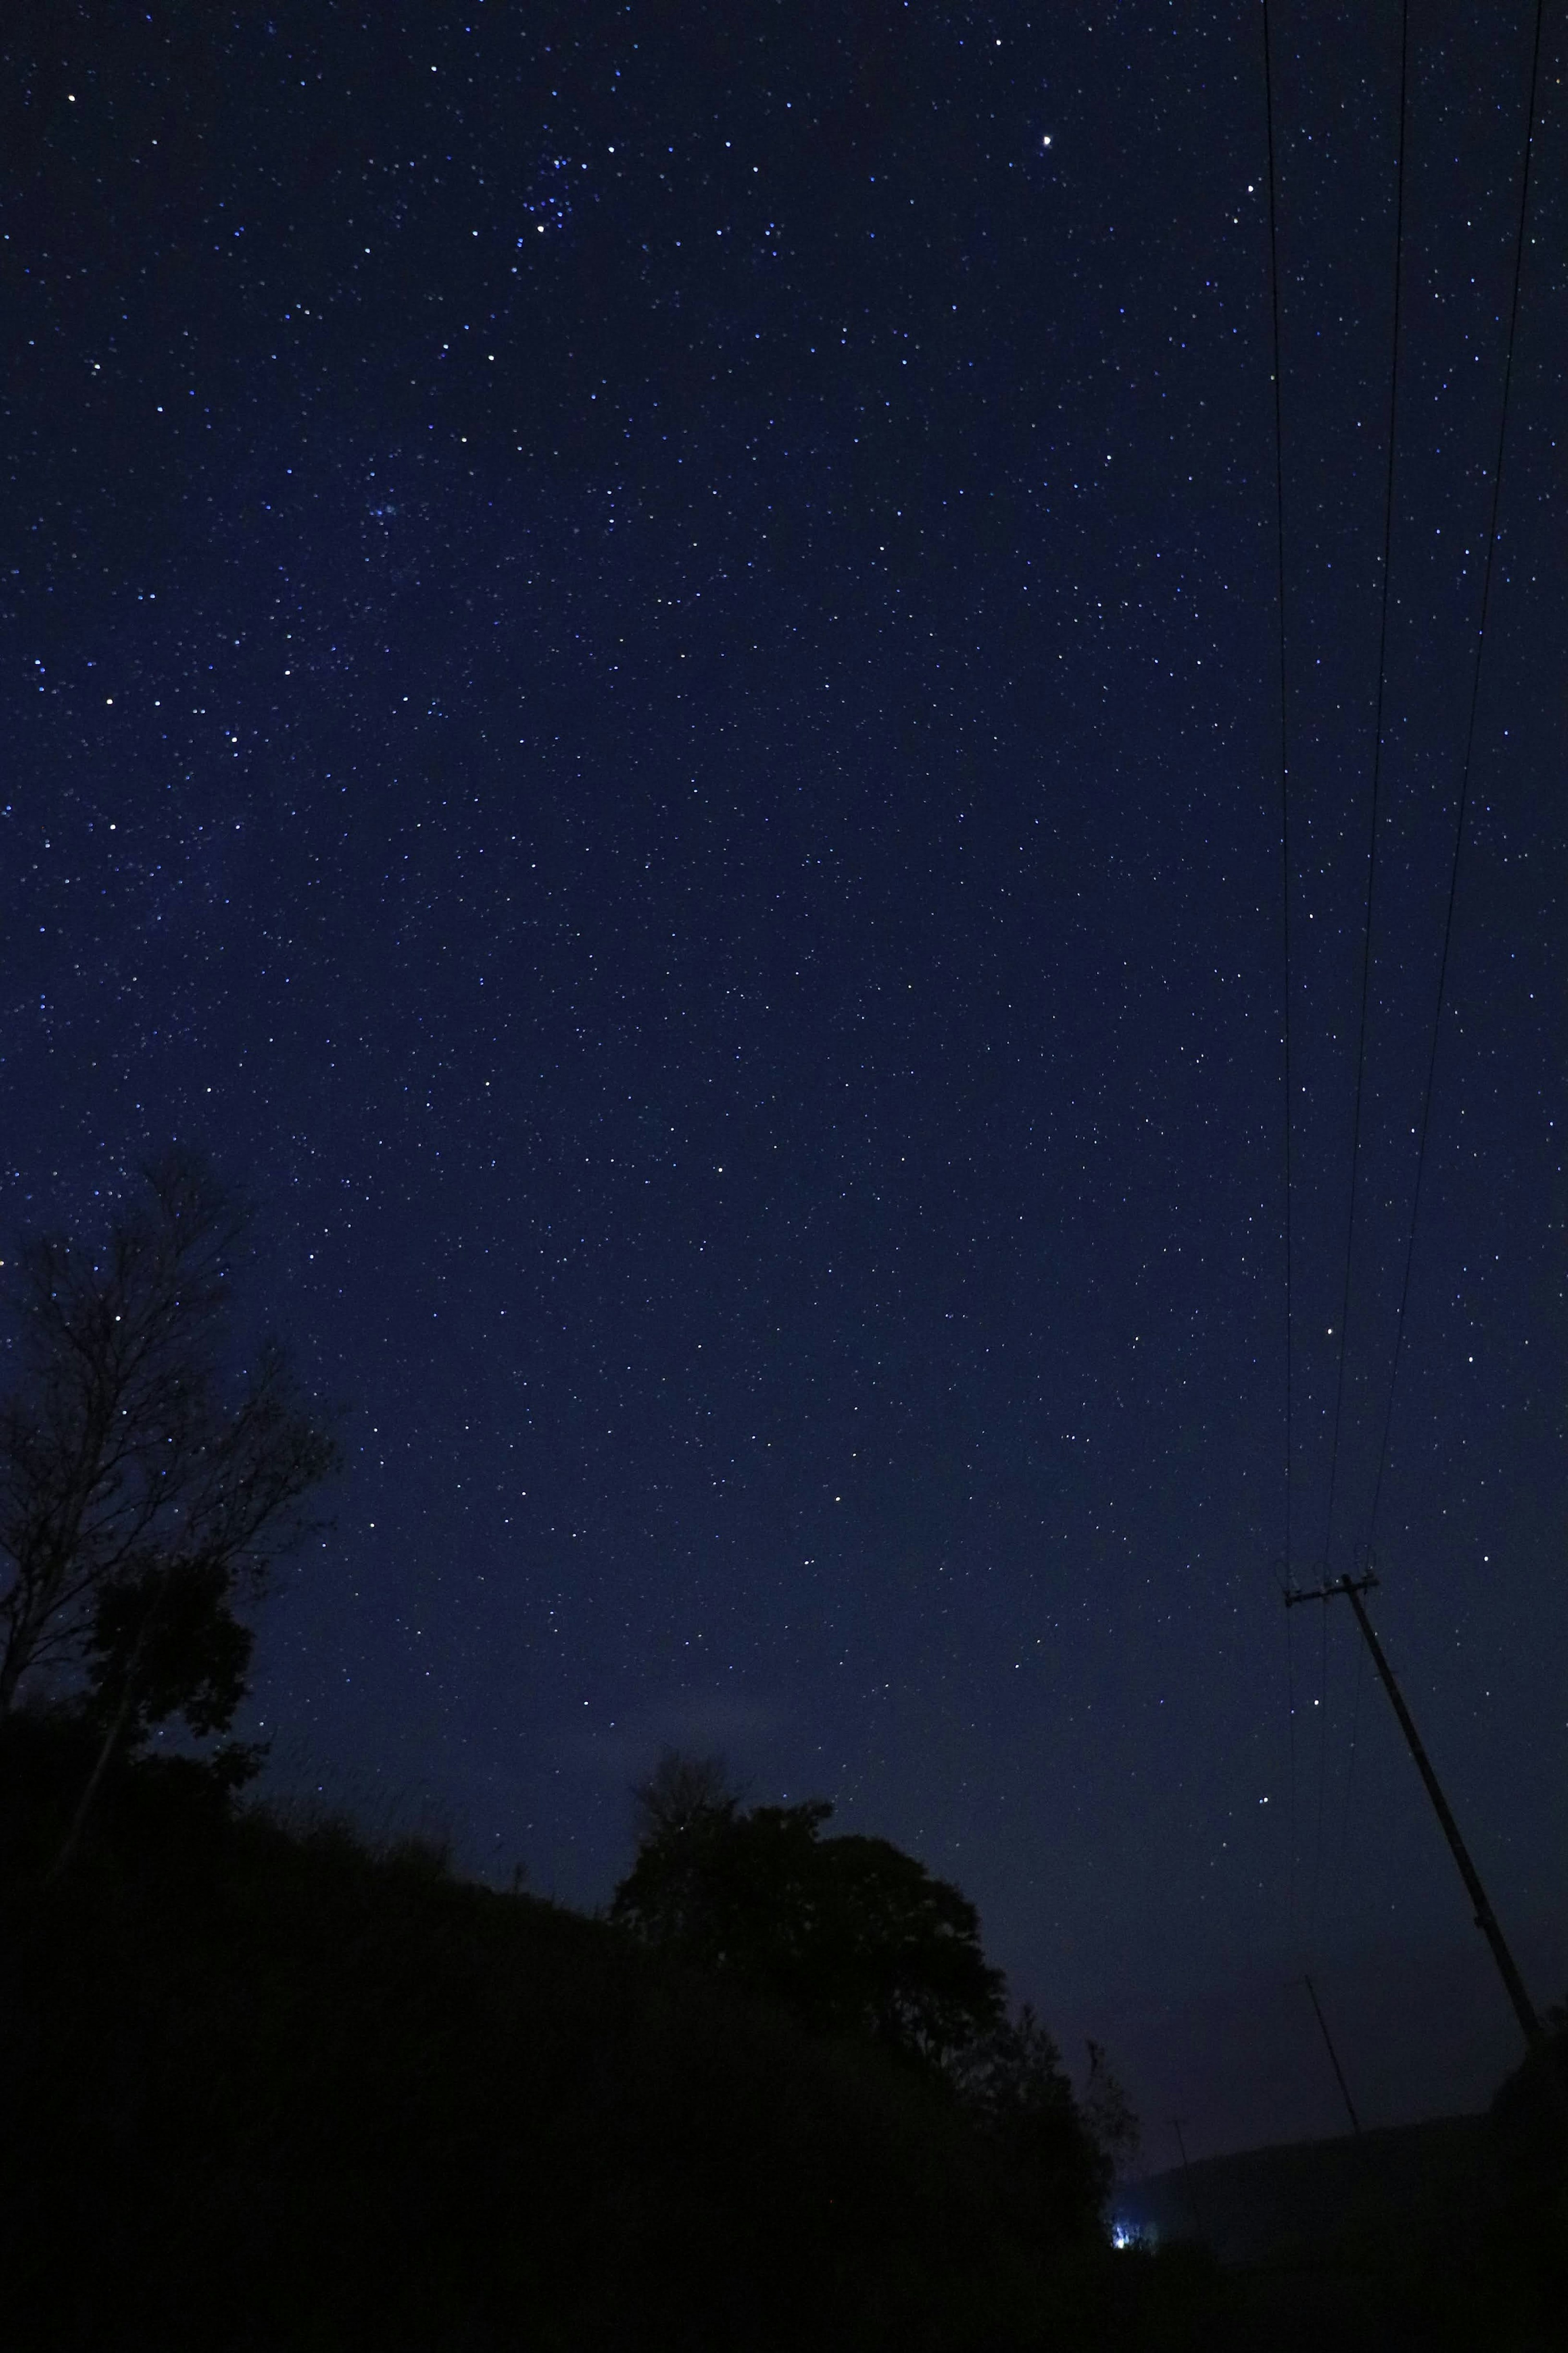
[
  {"xmin": 0, "ymin": 1153, "xmax": 339, "ymax": 1829},
  {"xmin": 631, "ymin": 1745, "xmax": 739, "ymax": 1842},
  {"xmin": 612, "ymin": 1773, "xmax": 1006, "ymax": 2070},
  {"xmin": 950, "ymin": 2011, "xmax": 1135, "ymax": 2230}
]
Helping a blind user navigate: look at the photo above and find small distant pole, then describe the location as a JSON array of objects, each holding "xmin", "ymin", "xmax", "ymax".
[
  {"xmin": 1170, "ymin": 2117, "xmax": 1203, "ymax": 2238},
  {"xmin": 1303, "ymin": 1974, "xmax": 1361, "ymax": 2135},
  {"xmin": 1284, "ymin": 1568, "xmax": 1544, "ymax": 2052}
]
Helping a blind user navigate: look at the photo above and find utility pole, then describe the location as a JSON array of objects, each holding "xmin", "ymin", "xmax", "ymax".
[
  {"xmin": 1169, "ymin": 2118, "xmax": 1203, "ymax": 2239},
  {"xmin": 1284, "ymin": 1570, "xmax": 1543, "ymax": 2052},
  {"xmin": 1303, "ymin": 1974, "xmax": 1361, "ymax": 2136}
]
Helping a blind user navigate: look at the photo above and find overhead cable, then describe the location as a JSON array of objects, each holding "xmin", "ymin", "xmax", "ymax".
[
  {"xmin": 1323, "ymin": 0, "xmax": 1410, "ymax": 1573},
  {"xmin": 1261, "ymin": 0, "xmax": 1295, "ymax": 1590},
  {"xmin": 1365, "ymin": 0, "xmax": 1547, "ymax": 1556}
]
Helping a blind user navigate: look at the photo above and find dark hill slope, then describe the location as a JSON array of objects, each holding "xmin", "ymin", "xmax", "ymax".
[
  {"xmin": 0, "ymin": 1721, "xmax": 1155, "ymax": 2353},
  {"xmin": 1115, "ymin": 2113, "xmax": 1493, "ymax": 2266}
]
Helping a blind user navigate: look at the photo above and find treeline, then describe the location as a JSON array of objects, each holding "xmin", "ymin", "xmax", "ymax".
[
  {"xmin": 2, "ymin": 1713, "xmax": 1562, "ymax": 2353},
  {"xmin": 0, "ymin": 1711, "xmax": 1223, "ymax": 2353}
]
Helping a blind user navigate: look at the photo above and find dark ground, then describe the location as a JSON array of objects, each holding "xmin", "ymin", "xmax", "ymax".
[
  {"xmin": 1117, "ymin": 2105, "xmax": 1567, "ymax": 2349},
  {"xmin": 0, "ymin": 1714, "xmax": 1561, "ymax": 2351}
]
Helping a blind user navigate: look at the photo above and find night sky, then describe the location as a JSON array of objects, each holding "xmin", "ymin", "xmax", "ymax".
[{"xmin": 5, "ymin": 0, "xmax": 1562, "ymax": 2162}]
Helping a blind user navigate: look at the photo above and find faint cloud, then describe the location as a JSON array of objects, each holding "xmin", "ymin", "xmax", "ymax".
[{"xmin": 557, "ymin": 1685, "xmax": 788, "ymax": 1782}]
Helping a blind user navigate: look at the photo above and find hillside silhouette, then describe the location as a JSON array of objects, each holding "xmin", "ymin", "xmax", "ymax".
[{"xmin": 0, "ymin": 1711, "xmax": 1237, "ymax": 2353}]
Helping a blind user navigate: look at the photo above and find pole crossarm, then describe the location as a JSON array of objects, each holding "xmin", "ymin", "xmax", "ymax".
[
  {"xmin": 1280, "ymin": 1571, "xmax": 1543, "ymax": 2051},
  {"xmin": 1283, "ymin": 1570, "xmax": 1379, "ymax": 1610}
]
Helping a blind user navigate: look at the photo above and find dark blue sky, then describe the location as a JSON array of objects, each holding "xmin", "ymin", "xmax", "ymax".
[{"xmin": 4, "ymin": 0, "xmax": 1561, "ymax": 2159}]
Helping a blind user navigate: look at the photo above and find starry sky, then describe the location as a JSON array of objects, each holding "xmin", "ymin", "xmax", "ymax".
[{"xmin": 4, "ymin": 0, "xmax": 1562, "ymax": 2160}]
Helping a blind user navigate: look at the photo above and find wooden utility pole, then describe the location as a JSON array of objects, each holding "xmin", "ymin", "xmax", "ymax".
[
  {"xmin": 1284, "ymin": 1571, "xmax": 1543, "ymax": 2051},
  {"xmin": 1169, "ymin": 2118, "xmax": 1203, "ymax": 2239},
  {"xmin": 1303, "ymin": 1974, "xmax": 1361, "ymax": 2134}
]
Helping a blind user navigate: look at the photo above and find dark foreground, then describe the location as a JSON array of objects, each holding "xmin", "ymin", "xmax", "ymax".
[
  {"xmin": 0, "ymin": 1717, "xmax": 1223, "ymax": 2353},
  {"xmin": 0, "ymin": 1719, "xmax": 1561, "ymax": 2351},
  {"xmin": 1123, "ymin": 2106, "xmax": 1568, "ymax": 2348}
]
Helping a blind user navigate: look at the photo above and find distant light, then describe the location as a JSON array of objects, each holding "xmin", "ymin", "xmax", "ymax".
[{"xmin": 1041, "ymin": 133, "xmax": 1053, "ymax": 148}]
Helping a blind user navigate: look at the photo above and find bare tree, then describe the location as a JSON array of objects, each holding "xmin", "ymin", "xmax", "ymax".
[
  {"xmin": 0, "ymin": 1153, "xmax": 339, "ymax": 1757},
  {"xmin": 1081, "ymin": 2039, "xmax": 1141, "ymax": 2179},
  {"xmin": 631, "ymin": 1748, "xmax": 739, "ymax": 1844}
]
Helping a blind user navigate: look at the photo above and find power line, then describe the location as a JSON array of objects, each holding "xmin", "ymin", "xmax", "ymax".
[
  {"xmin": 1366, "ymin": 0, "xmax": 1547, "ymax": 1556},
  {"xmin": 1285, "ymin": 1596, "xmax": 1299, "ymax": 1944},
  {"xmin": 1323, "ymin": 0, "xmax": 1410, "ymax": 1573},
  {"xmin": 1307, "ymin": 1586, "xmax": 1330, "ymax": 1954},
  {"xmin": 1261, "ymin": 0, "xmax": 1294, "ymax": 1587},
  {"xmin": 1336, "ymin": 1615, "xmax": 1367, "ymax": 1894}
]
